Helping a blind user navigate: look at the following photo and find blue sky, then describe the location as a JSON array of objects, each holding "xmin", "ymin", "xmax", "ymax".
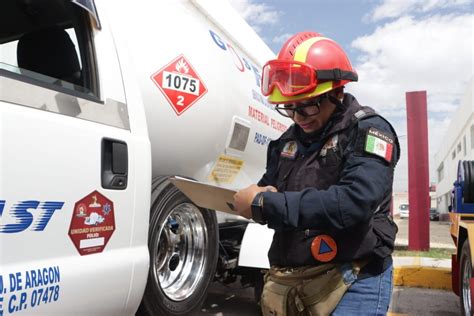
[
  {"xmin": 232, "ymin": 0, "xmax": 377, "ymax": 56},
  {"xmin": 229, "ymin": 0, "xmax": 473, "ymax": 191}
]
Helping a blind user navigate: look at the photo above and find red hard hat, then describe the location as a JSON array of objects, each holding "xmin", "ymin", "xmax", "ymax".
[{"xmin": 262, "ymin": 31, "xmax": 357, "ymax": 104}]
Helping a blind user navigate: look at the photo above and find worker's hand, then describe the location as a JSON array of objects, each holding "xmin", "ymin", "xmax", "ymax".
[{"xmin": 233, "ymin": 184, "xmax": 277, "ymax": 219}]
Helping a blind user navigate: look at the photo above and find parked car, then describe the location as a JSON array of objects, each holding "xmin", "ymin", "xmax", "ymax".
[
  {"xmin": 430, "ymin": 208, "xmax": 440, "ymax": 221},
  {"xmin": 399, "ymin": 204, "xmax": 409, "ymax": 219}
]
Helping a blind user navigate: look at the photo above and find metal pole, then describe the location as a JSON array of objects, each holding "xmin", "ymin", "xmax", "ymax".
[{"xmin": 406, "ymin": 91, "xmax": 430, "ymax": 251}]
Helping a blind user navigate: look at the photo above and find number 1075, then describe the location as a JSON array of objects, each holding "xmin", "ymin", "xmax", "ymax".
[{"xmin": 163, "ymin": 71, "xmax": 199, "ymax": 95}]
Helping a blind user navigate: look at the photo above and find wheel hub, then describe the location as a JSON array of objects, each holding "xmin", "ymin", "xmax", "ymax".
[{"xmin": 152, "ymin": 203, "xmax": 208, "ymax": 302}]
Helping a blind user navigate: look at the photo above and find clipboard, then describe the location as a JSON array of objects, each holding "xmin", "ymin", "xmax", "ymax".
[{"xmin": 169, "ymin": 176, "xmax": 237, "ymax": 214}]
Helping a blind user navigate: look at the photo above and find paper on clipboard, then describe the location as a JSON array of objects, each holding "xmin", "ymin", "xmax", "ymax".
[{"xmin": 169, "ymin": 176, "xmax": 237, "ymax": 214}]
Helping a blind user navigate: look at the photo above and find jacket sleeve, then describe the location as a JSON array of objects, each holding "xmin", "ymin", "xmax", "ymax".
[{"xmin": 261, "ymin": 116, "xmax": 399, "ymax": 231}]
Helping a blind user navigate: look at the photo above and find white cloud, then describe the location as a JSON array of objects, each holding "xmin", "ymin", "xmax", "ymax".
[
  {"xmin": 368, "ymin": 0, "xmax": 473, "ymax": 21},
  {"xmin": 349, "ymin": 13, "xmax": 472, "ymax": 112},
  {"xmin": 347, "ymin": 13, "xmax": 472, "ymax": 190},
  {"xmin": 272, "ymin": 33, "xmax": 292, "ymax": 45},
  {"xmin": 227, "ymin": 0, "xmax": 281, "ymax": 32}
]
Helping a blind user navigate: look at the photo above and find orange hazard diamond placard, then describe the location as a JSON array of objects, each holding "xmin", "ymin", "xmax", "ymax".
[{"xmin": 151, "ymin": 54, "xmax": 208, "ymax": 116}]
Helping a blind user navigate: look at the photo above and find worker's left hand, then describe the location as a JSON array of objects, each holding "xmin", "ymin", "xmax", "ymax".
[{"xmin": 233, "ymin": 184, "xmax": 276, "ymax": 219}]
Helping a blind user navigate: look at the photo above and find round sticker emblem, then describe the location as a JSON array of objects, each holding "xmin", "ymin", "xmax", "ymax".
[{"xmin": 311, "ymin": 234, "xmax": 338, "ymax": 262}]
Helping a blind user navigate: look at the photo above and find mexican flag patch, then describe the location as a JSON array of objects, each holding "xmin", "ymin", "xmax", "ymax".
[{"xmin": 365, "ymin": 127, "xmax": 394, "ymax": 162}]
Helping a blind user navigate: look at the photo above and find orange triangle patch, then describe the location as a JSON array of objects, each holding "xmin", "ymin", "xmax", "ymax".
[{"xmin": 311, "ymin": 234, "xmax": 337, "ymax": 262}]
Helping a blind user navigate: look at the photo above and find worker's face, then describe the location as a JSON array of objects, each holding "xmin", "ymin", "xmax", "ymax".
[{"xmin": 290, "ymin": 94, "xmax": 337, "ymax": 134}]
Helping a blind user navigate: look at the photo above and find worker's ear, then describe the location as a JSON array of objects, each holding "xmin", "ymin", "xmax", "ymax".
[{"xmin": 333, "ymin": 87, "xmax": 344, "ymax": 100}]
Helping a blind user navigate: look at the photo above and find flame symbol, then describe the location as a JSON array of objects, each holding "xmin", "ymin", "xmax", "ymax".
[{"xmin": 175, "ymin": 58, "xmax": 189, "ymax": 74}]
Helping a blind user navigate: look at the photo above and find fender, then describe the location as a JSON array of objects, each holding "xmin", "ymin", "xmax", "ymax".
[{"xmin": 238, "ymin": 222, "xmax": 273, "ymax": 269}]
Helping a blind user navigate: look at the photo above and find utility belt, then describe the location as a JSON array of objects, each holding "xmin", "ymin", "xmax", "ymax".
[{"xmin": 261, "ymin": 259, "xmax": 369, "ymax": 316}]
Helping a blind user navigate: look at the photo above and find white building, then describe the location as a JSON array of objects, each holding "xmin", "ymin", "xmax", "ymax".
[
  {"xmin": 392, "ymin": 189, "xmax": 436, "ymax": 218},
  {"xmin": 392, "ymin": 191, "xmax": 408, "ymax": 216},
  {"xmin": 435, "ymin": 79, "xmax": 474, "ymax": 215}
]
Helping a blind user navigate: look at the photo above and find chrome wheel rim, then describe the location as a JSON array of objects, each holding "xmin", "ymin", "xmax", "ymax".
[
  {"xmin": 152, "ymin": 203, "xmax": 208, "ymax": 301},
  {"xmin": 462, "ymin": 255, "xmax": 472, "ymax": 314}
]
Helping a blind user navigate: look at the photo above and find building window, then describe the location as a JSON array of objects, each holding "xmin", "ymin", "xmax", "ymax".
[
  {"xmin": 452, "ymin": 150, "xmax": 456, "ymax": 159},
  {"xmin": 464, "ymin": 135, "xmax": 467, "ymax": 156},
  {"xmin": 445, "ymin": 192, "xmax": 451, "ymax": 213},
  {"xmin": 437, "ymin": 162, "xmax": 444, "ymax": 182},
  {"xmin": 471, "ymin": 125, "xmax": 474, "ymax": 149}
]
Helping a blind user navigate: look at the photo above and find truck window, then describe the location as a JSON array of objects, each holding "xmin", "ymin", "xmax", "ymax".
[{"xmin": 0, "ymin": 0, "xmax": 98, "ymax": 99}]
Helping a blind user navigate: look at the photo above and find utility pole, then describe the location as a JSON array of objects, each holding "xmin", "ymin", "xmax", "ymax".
[{"xmin": 406, "ymin": 91, "xmax": 430, "ymax": 251}]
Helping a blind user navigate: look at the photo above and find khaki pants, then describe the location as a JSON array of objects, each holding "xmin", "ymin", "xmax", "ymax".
[{"xmin": 260, "ymin": 262, "xmax": 365, "ymax": 316}]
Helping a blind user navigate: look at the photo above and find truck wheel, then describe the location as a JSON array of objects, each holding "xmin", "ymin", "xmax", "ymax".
[
  {"xmin": 463, "ymin": 161, "xmax": 474, "ymax": 203},
  {"xmin": 460, "ymin": 239, "xmax": 473, "ymax": 316},
  {"xmin": 139, "ymin": 176, "xmax": 219, "ymax": 315}
]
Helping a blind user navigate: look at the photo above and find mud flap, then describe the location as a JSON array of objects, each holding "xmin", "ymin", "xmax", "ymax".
[
  {"xmin": 238, "ymin": 222, "xmax": 273, "ymax": 269},
  {"xmin": 471, "ymin": 279, "xmax": 474, "ymax": 310},
  {"xmin": 453, "ymin": 254, "xmax": 460, "ymax": 296}
]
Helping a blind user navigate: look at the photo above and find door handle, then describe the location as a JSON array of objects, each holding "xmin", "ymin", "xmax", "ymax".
[{"xmin": 102, "ymin": 138, "xmax": 128, "ymax": 190}]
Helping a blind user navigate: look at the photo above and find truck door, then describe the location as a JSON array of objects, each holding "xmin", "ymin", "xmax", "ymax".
[{"xmin": 0, "ymin": 1, "xmax": 150, "ymax": 315}]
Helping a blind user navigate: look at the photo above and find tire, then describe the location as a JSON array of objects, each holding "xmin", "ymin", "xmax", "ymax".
[
  {"xmin": 463, "ymin": 161, "xmax": 474, "ymax": 204},
  {"xmin": 467, "ymin": 162, "xmax": 474, "ymax": 203},
  {"xmin": 460, "ymin": 239, "xmax": 473, "ymax": 316},
  {"xmin": 138, "ymin": 176, "xmax": 219, "ymax": 315}
]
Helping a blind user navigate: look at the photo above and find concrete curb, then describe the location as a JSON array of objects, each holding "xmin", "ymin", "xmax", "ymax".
[
  {"xmin": 394, "ymin": 238, "xmax": 455, "ymax": 249},
  {"xmin": 393, "ymin": 256, "xmax": 452, "ymax": 290},
  {"xmin": 393, "ymin": 266, "xmax": 452, "ymax": 290}
]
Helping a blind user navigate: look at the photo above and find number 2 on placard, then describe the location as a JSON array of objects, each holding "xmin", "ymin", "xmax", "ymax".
[{"xmin": 177, "ymin": 96, "xmax": 184, "ymax": 106}]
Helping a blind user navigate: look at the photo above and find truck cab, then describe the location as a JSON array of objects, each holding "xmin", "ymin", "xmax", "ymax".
[
  {"xmin": 0, "ymin": 1, "xmax": 152, "ymax": 315},
  {"xmin": 1, "ymin": 0, "xmax": 287, "ymax": 315}
]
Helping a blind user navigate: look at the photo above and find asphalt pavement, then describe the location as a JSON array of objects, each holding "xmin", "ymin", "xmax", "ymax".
[
  {"xmin": 193, "ymin": 219, "xmax": 461, "ymax": 315},
  {"xmin": 390, "ymin": 287, "xmax": 459, "ymax": 316},
  {"xmin": 195, "ymin": 282, "xmax": 460, "ymax": 316}
]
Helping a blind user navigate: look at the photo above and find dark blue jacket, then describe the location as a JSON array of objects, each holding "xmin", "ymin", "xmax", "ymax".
[{"xmin": 258, "ymin": 94, "xmax": 400, "ymax": 271}]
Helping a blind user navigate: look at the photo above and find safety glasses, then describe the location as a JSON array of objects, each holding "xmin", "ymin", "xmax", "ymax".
[
  {"xmin": 274, "ymin": 95, "xmax": 327, "ymax": 118},
  {"xmin": 261, "ymin": 60, "xmax": 358, "ymax": 97}
]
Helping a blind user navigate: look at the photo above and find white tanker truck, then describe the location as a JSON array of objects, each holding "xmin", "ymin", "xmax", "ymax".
[{"xmin": 0, "ymin": 0, "xmax": 290, "ymax": 315}]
